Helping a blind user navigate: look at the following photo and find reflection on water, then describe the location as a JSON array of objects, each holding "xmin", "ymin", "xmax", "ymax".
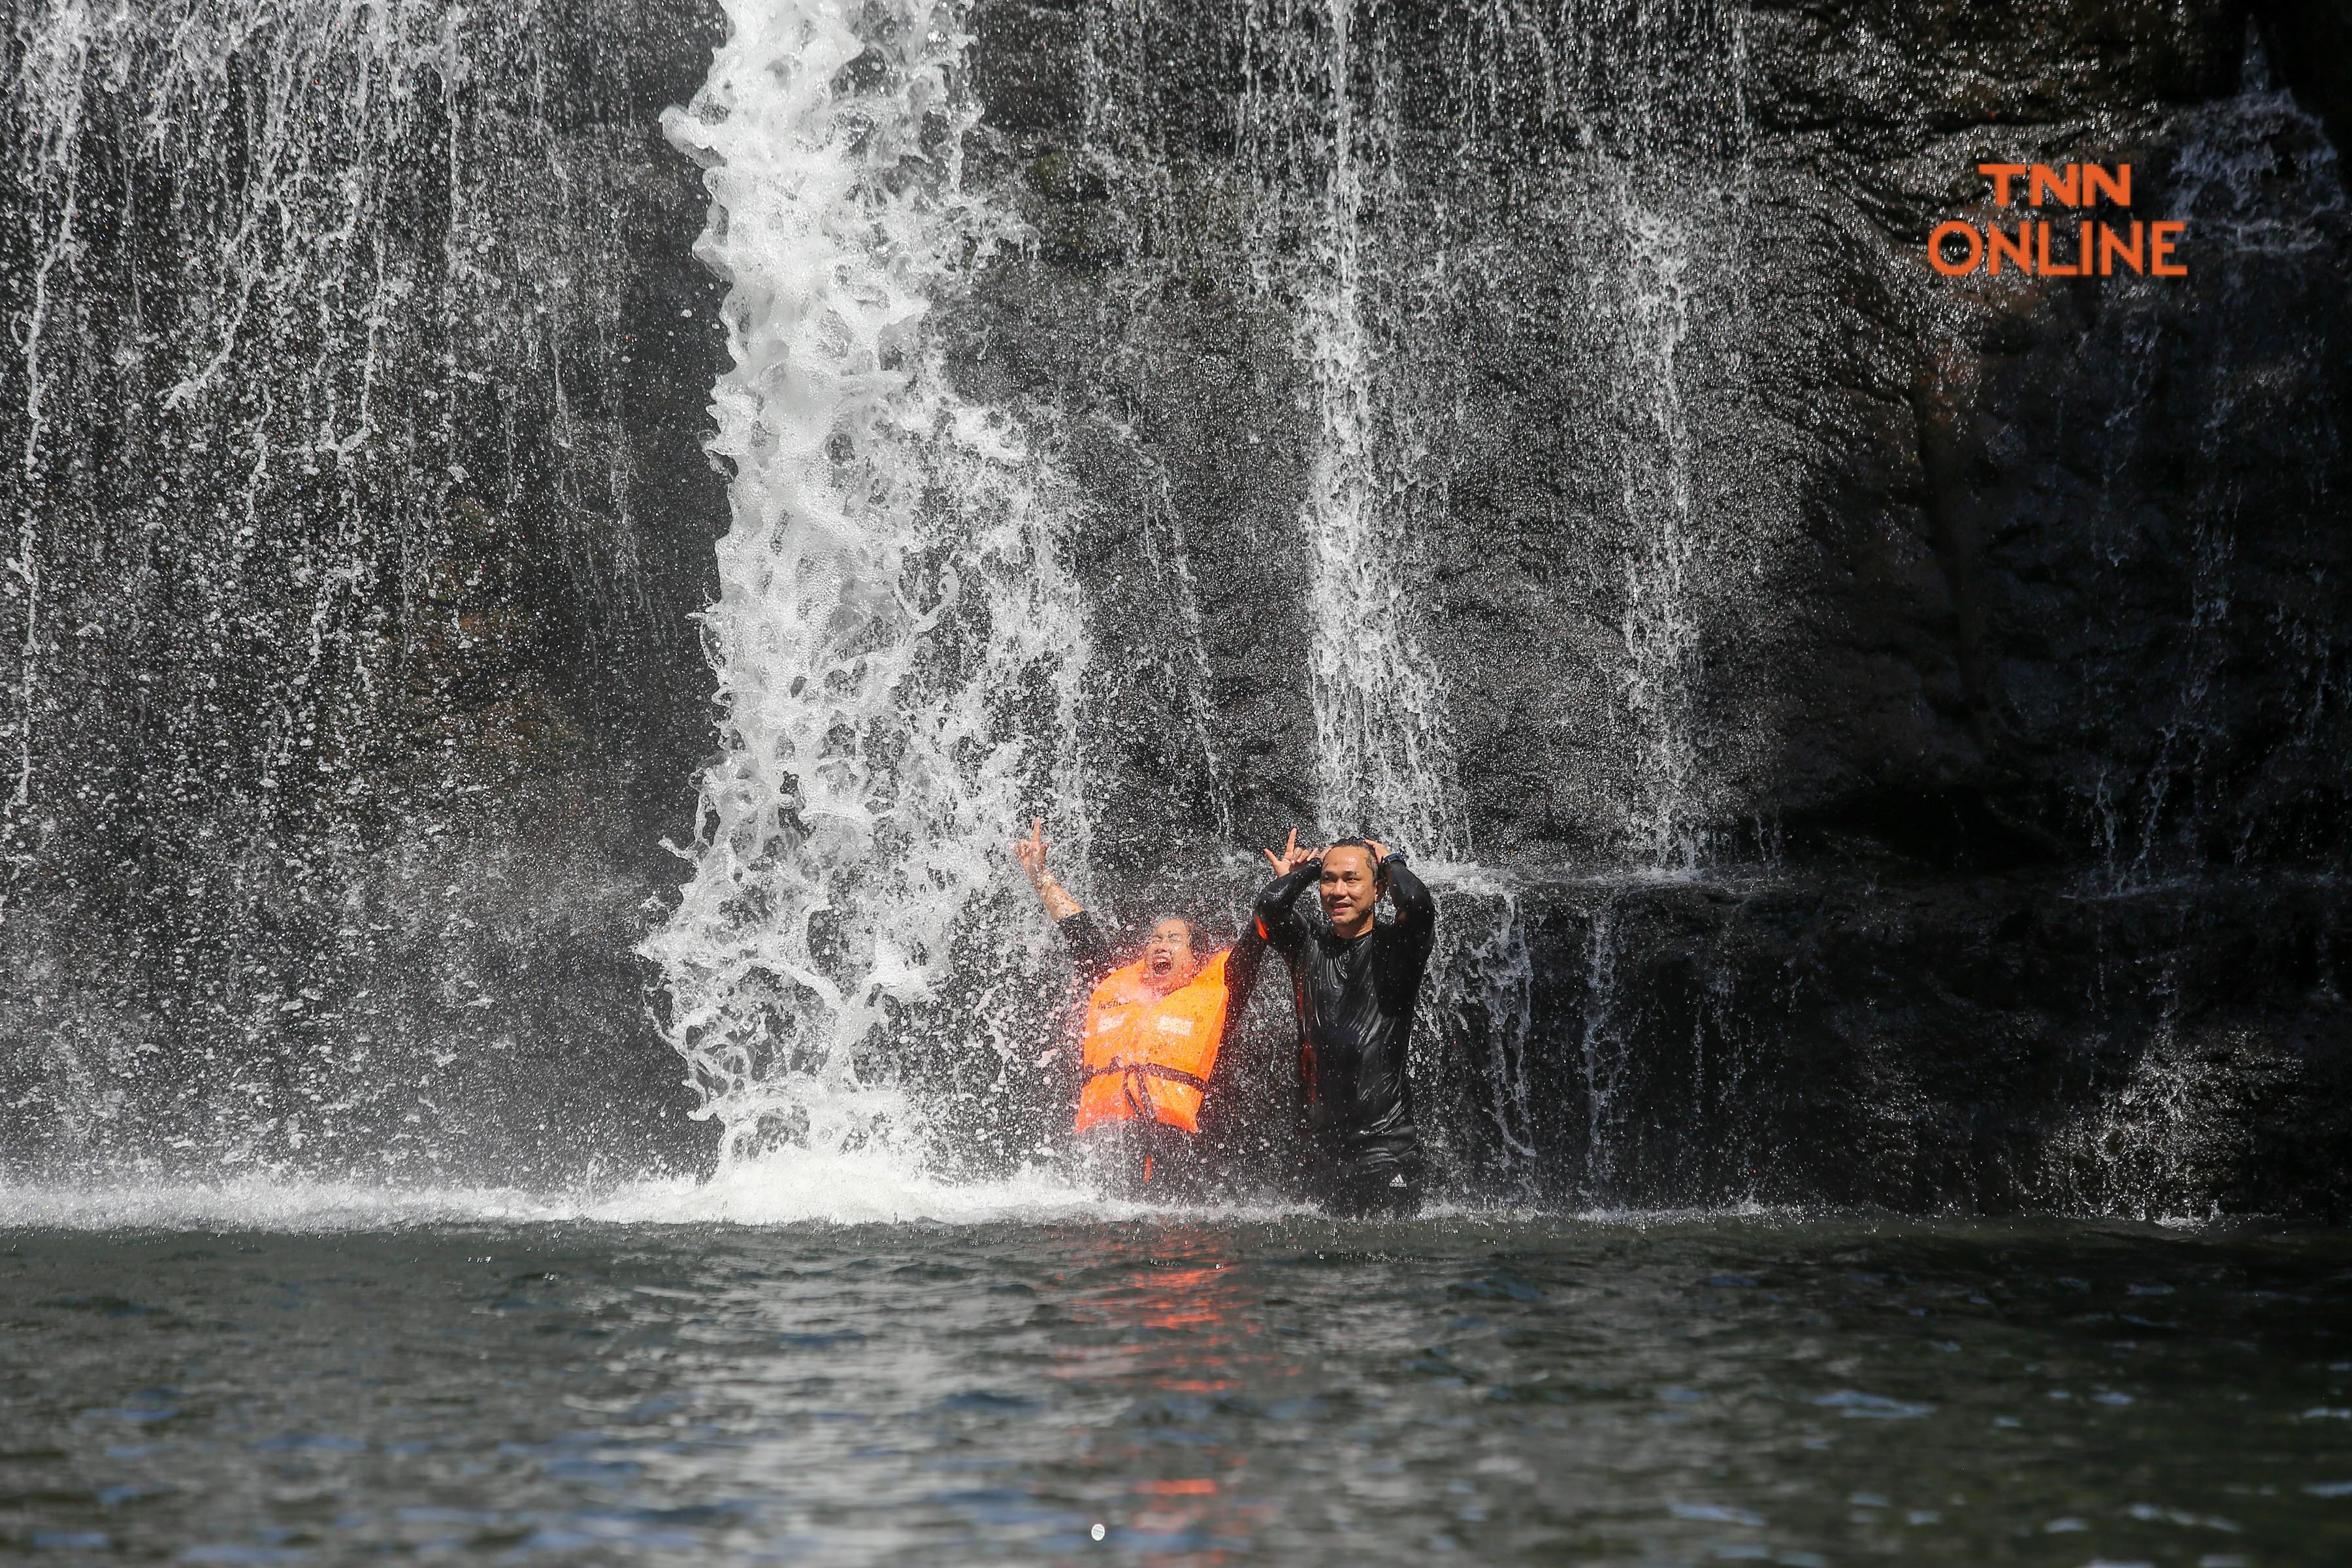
[
  {"xmin": 1, "ymin": 1212, "xmax": 2349, "ymax": 1564},
  {"xmin": 1047, "ymin": 1238, "xmax": 1270, "ymax": 1562}
]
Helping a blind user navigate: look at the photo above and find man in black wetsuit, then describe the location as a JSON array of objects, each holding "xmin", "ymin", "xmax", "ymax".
[{"xmin": 1252, "ymin": 830, "xmax": 1438, "ymax": 1217}]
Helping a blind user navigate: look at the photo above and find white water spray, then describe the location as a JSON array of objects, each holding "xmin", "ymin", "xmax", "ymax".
[{"xmin": 647, "ymin": 0, "xmax": 1091, "ymax": 1173}]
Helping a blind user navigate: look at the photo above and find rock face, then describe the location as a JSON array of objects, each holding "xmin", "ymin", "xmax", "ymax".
[
  {"xmin": 0, "ymin": 2, "xmax": 728, "ymax": 1179},
  {"xmin": 1477, "ymin": 868, "xmax": 2349, "ymax": 1218},
  {"xmin": 964, "ymin": 0, "xmax": 2350, "ymax": 870},
  {"xmin": 955, "ymin": 0, "xmax": 2352, "ymax": 1213},
  {"xmin": 1, "ymin": 0, "xmax": 2345, "ymax": 1212}
]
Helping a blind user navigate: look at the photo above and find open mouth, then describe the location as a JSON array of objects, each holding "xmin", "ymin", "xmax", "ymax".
[{"xmin": 1148, "ymin": 953, "xmax": 1173, "ymax": 973}]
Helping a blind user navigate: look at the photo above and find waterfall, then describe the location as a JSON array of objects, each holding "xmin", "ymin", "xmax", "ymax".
[
  {"xmin": 1, "ymin": 0, "xmax": 708, "ymax": 1176},
  {"xmin": 646, "ymin": 0, "xmax": 1092, "ymax": 1175},
  {"xmin": 1069, "ymin": 0, "xmax": 1758, "ymax": 879},
  {"xmin": 1292, "ymin": 1, "xmax": 1463, "ymax": 856},
  {"xmin": 1417, "ymin": 867, "xmax": 1539, "ymax": 1190},
  {"xmin": 1126, "ymin": 448, "xmax": 1235, "ymax": 844},
  {"xmin": 1574, "ymin": 902, "xmax": 1626, "ymax": 1198},
  {"xmin": 1241, "ymin": 0, "xmax": 1465, "ymax": 856},
  {"xmin": 1611, "ymin": 189, "xmax": 1704, "ymax": 871},
  {"xmin": 0, "ymin": 0, "xmax": 2338, "ymax": 1222}
]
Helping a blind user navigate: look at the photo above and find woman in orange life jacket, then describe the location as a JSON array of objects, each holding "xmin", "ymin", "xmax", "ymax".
[{"xmin": 1014, "ymin": 819, "xmax": 1271, "ymax": 1199}]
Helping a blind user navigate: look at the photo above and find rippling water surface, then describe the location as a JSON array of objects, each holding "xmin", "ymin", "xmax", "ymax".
[{"xmin": 3, "ymin": 1193, "xmax": 2350, "ymax": 1564}]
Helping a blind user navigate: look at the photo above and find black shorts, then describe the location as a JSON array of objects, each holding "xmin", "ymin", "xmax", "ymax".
[{"xmin": 1296, "ymin": 1143, "xmax": 1423, "ymax": 1218}]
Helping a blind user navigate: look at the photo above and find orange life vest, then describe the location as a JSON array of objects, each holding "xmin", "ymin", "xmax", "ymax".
[{"xmin": 1074, "ymin": 949, "xmax": 1233, "ymax": 1135}]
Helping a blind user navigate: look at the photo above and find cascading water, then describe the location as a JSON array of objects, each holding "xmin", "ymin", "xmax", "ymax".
[
  {"xmin": 0, "ymin": 0, "xmax": 714, "ymax": 1178},
  {"xmin": 1414, "ymin": 867, "xmax": 1539, "ymax": 1190},
  {"xmin": 1573, "ymin": 902, "xmax": 1625, "ymax": 1197},
  {"xmin": 1112, "ymin": 438, "xmax": 1234, "ymax": 844},
  {"xmin": 1418, "ymin": 2, "xmax": 1756, "ymax": 1190},
  {"xmin": 0, "ymin": 0, "xmax": 2336, "ymax": 1226},
  {"xmin": 1052, "ymin": 0, "xmax": 1764, "ymax": 1200},
  {"xmin": 1417, "ymin": 0, "xmax": 1759, "ymax": 870},
  {"xmin": 1293, "ymin": 19, "xmax": 1463, "ymax": 856},
  {"xmin": 1610, "ymin": 192, "xmax": 1705, "ymax": 872},
  {"xmin": 645, "ymin": 0, "xmax": 1092, "ymax": 1180},
  {"xmin": 1240, "ymin": 0, "xmax": 1465, "ymax": 856}
]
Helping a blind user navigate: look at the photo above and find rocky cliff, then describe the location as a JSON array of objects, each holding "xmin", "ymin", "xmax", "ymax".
[{"xmin": 958, "ymin": 0, "xmax": 2352, "ymax": 1213}]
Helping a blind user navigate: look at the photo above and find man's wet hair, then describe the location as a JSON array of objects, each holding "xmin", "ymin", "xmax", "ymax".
[{"xmin": 1322, "ymin": 838, "xmax": 1392, "ymax": 892}]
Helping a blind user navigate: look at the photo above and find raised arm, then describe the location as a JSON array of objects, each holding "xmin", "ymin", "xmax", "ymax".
[
  {"xmin": 1373, "ymin": 846, "xmax": 1439, "ymax": 1006},
  {"xmin": 1015, "ymin": 817, "xmax": 1120, "ymax": 983},
  {"xmin": 1220, "ymin": 907, "xmax": 1270, "ymax": 1023},
  {"xmin": 1380, "ymin": 848, "xmax": 1438, "ymax": 970},
  {"xmin": 1252, "ymin": 857, "xmax": 1322, "ymax": 958},
  {"xmin": 1014, "ymin": 817, "xmax": 1081, "ymax": 921}
]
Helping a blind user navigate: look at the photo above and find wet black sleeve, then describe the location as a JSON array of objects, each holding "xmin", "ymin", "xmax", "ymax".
[
  {"xmin": 1252, "ymin": 860, "xmax": 1321, "ymax": 958},
  {"xmin": 1220, "ymin": 914, "xmax": 1269, "ymax": 1028},
  {"xmin": 1057, "ymin": 909, "xmax": 1122, "ymax": 987},
  {"xmin": 1381, "ymin": 854, "xmax": 1437, "ymax": 973}
]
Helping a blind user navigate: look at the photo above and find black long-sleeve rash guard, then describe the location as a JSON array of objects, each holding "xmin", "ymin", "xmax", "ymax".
[{"xmin": 1253, "ymin": 855, "xmax": 1438, "ymax": 1173}]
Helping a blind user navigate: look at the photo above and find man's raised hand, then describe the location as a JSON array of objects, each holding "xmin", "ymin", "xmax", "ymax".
[
  {"xmin": 1259, "ymin": 827, "xmax": 1292, "ymax": 874},
  {"xmin": 1261, "ymin": 828, "xmax": 1318, "ymax": 877}
]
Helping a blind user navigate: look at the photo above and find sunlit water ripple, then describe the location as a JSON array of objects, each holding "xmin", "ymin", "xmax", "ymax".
[{"xmin": 3, "ymin": 1184, "xmax": 2349, "ymax": 1565}]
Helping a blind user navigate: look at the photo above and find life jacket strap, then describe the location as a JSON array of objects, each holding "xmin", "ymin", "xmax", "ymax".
[{"xmin": 1085, "ymin": 1062, "xmax": 1209, "ymax": 1092}]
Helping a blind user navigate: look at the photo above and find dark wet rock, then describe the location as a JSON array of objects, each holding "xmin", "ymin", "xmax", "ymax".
[
  {"xmin": 961, "ymin": 0, "xmax": 2352, "ymax": 875},
  {"xmin": 2257, "ymin": 0, "xmax": 2352, "ymax": 157},
  {"xmin": 1463, "ymin": 868, "xmax": 2352, "ymax": 1219},
  {"xmin": 956, "ymin": 0, "xmax": 2352, "ymax": 1213},
  {"xmin": 0, "ymin": 3, "xmax": 727, "ymax": 1179}
]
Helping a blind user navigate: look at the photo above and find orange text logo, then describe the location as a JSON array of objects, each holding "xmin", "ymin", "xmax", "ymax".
[{"xmin": 1929, "ymin": 164, "xmax": 2185, "ymax": 279}]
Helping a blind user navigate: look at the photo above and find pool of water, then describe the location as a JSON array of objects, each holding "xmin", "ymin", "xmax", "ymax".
[{"xmin": 3, "ymin": 1194, "xmax": 2350, "ymax": 1564}]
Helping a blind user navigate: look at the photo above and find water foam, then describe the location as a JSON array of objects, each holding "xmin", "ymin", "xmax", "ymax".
[
  {"xmin": 0, "ymin": 1157, "xmax": 1137, "ymax": 1232},
  {"xmin": 645, "ymin": 0, "xmax": 1090, "ymax": 1177},
  {"xmin": 0, "ymin": 1166, "xmax": 1862, "ymax": 1232}
]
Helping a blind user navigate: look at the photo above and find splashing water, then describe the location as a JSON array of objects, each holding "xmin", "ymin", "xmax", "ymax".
[
  {"xmin": 645, "ymin": 0, "xmax": 1090, "ymax": 1174},
  {"xmin": 2048, "ymin": 971, "xmax": 2265, "ymax": 1223},
  {"xmin": 0, "ymin": 1156, "xmax": 1146, "ymax": 1231}
]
